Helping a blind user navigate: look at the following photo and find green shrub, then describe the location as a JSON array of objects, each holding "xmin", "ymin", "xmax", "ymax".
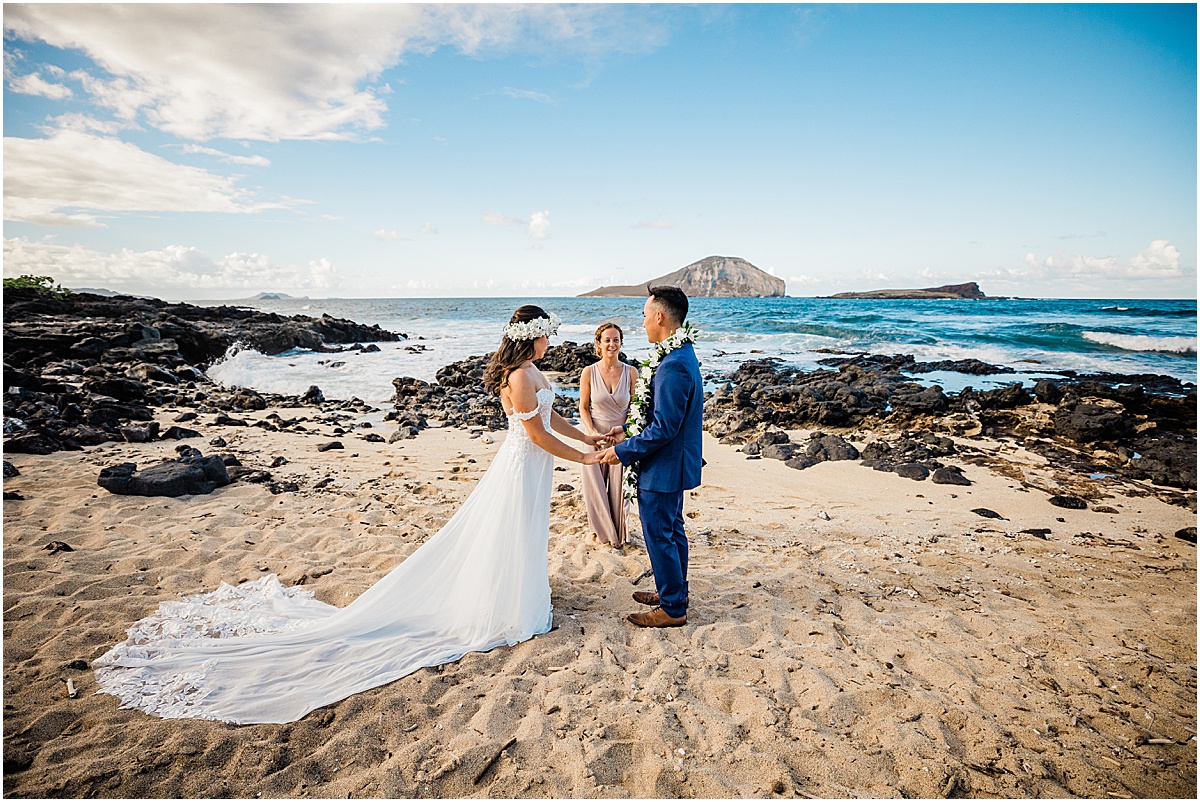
[{"xmin": 2, "ymin": 275, "xmax": 71, "ymax": 298}]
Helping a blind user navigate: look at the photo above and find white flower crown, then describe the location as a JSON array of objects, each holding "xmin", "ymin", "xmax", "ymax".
[{"xmin": 503, "ymin": 311, "xmax": 561, "ymax": 341}]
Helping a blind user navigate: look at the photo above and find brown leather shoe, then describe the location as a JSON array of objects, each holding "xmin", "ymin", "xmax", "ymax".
[
  {"xmin": 627, "ymin": 607, "xmax": 686, "ymax": 628},
  {"xmin": 632, "ymin": 590, "xmax": 659, "ymax": 605}
]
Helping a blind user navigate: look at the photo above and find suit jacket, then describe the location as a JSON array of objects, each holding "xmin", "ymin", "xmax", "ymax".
[{"xmin": 615, "ymin": 341, "xmax": 703, "ymax": 493}]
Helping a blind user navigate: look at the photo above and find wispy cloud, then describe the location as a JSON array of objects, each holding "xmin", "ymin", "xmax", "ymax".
[
  {"xmin": 495, "ymin": 87, "xmax": 555, "ymax": 103},
  {"xmin": 3, "ymin": 237, "xmax": 340, "ymax": 294},
  {"xmin": 632, "ymin": 218, "xmax": 673, "ymax": 229},
  {"xmin": 373, "ymin": 228, "xmax": 400, "ymax": 241},
  {"xmin": 3, "ymin": 130, "xmax": 285, "ymax": 226},
  {"xmin": 7, "ymin": 70, "xmax": 72, "ymax": 99},
  {"xmin": 419, "ymin": 222, "xmax": 438, "ymax": 235},
  {"xmin": 180, "ymin": 144, "xmax": 271, "ymax": 167},
  {"xmin": 483, "ymin": 211, "xmax": 521, "ymax": 227}
]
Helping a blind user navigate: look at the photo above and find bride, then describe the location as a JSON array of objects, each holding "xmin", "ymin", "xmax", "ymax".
[{"xmin": 94, "ymin": 305, "xmax": 606, "ymax": 724}]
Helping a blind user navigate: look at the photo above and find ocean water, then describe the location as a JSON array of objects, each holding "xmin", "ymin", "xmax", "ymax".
[{"xmin": 201, "ymin": 297, "xmax": 1197, "ymax": 405}]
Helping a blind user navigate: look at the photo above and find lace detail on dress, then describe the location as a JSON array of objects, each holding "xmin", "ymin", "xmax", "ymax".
[{"xmin": 93, "ymin": 575, "xmax": 330, "ymax": 721}]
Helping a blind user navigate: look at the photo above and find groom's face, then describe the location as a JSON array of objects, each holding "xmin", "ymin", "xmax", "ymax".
[
  {"xmin": 642, "ymin": 297, "xmax": 673, "ymax": 344},
  {"xmin": 641, "ymin": 298, "xmax": 661, "ymax": 343}
]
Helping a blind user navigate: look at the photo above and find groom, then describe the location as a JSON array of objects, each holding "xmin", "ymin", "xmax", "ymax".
[{"xmin": 598, "ymin": 285, "xmax": 703, "ymax": 628}]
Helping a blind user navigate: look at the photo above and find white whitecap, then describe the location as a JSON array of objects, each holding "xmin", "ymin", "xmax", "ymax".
[{"xmin": 1082, "ymin": 331, "xmax": 1197, "ymax": 354}]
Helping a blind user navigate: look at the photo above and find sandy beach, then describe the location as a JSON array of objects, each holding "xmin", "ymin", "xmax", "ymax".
[{"xmin": 3, "ymin": 399, "xmax": 1195, "ymax": 799}]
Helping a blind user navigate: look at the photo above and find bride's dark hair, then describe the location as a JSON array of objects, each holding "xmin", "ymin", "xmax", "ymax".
[{"xmin": 483, "ymin": 305, "xmax": 551, "ymax": 395}]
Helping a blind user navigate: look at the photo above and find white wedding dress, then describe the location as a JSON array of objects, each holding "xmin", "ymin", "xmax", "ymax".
[{"xmin": 94, "ymin": 388, "xmax": 556, "ymax": 724}]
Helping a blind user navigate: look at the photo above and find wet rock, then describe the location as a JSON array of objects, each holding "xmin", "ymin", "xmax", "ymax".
[
  {"xmin": 1053, "ymin": 402, "xmax": 1133, "ymax": 443},
  {"xmin": 893, "ymin": 463, "xmax": 930, "ymax": 481},
  {"xmin": 1033, "ymin": 379, "xmax": 1065, "ymax": 405},
  {"xmin": 98, "ymin": 452, "xmax": 230, "ymax": 497},
  {"xmin": 1048, "ymin": 495, "xmax": 1088, "ymax": 510},
  {"xmin": 784, "ymin": 455, "xmax": 820, "ymax": 471},
  {"xmin": 128, "ymin": 363, "xmax": 178, "ymax": 384},
  {"xmin": 228, "ymin": 388, "xmax": 267, "ymax": 411},
  {"xmin": 213, "ymin": 413, "xmax": 248, "ymax": 426},
  {"xmin": 119, "ymin": 422, "xmax": 160, "ymax": 443},
  {"xmin": 173, "ymin": 411, "xmax": 198, "ymax": 422},
  {"xmin": 931, "ymin": 466, "xmax": 971, "ymax": 485},
  {"xmin": 761, "ymin": 442, "xmax": 801, "ymax": 461},
  {"xmin": 360, "ymin": 343, "xmax": 381, "ymax": 353},
  {"xmin": 316, "ymin": 441, "xmax": 344, "ymax": 452},
  {"xmin": 82, "ymin": 378, "xmax": 148, "ymax": 402},
  {"xmin": 3, "ymin": 430, "xmax": 64, "ymax": 455},
  {"xmin": 971, "ymin": 508, "xmax": 1004, "ymax": 519},
  {"xmin": 361, "ymin": 433, "xmax": 385, "ymax": 443},
  {"xmin": 806, "ymin": 433, "xmax": 859, "ymax": 461},
  {"xmin": 972, "ymin": 383, "xmax": 1032, "ymax": 409},
  {"xmin": 160, "ymin": 426, "xmax": 200, "ymax": 440},
  {"xmin": 209, "ymin": 436, "xmax": 227, "ymax": 447},
  {"xmin": 301, "ymin": 385, "xmax": 324, "ymax": 405},
  {"xmin": 389, "ymin": 426, "xmax": 420, "ymax": 442}
]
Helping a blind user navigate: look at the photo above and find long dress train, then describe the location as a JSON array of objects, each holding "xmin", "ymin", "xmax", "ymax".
[{"xmin": 93, "ymin": 388, "xmax": 557, "ymax": 724}]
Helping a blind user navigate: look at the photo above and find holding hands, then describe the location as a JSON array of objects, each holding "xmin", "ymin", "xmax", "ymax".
[{"xmin": 579, "ymin": 426, "xmax": 626, "ymax": 465}]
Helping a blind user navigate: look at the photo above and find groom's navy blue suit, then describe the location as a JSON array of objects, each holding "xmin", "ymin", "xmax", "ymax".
[{"xmin": 614, "ymin": 341, "xmax": 703, "ymax": 618}]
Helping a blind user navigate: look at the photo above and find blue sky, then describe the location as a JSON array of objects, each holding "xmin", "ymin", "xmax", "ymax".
[{"xmin": 3, "ymin": 3, "xmax": 1195, "ymax": 299}]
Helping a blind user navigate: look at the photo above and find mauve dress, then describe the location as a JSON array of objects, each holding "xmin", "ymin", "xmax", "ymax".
[{"xmin": 580, "ymin": 362, "xmax": 632, "ymax": 546}]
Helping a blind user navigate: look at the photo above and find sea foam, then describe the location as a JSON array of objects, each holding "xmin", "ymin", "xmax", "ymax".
[{"xmin": 1082, "ymin": 331, "xmax": 1197, "ymax": 354}]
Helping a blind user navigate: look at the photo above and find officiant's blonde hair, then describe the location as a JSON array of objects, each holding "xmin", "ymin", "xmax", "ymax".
[{"xmin": 484, "ymin": 305, "xmax": 551, "ymax": 395}]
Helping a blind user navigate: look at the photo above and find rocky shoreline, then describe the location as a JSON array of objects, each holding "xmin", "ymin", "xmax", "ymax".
[
  {"xmin": 4, "ymin": 290, "xmax": 1195, "ymax": 511},
  {"xmin": 3, "ymin": 288, "xmax": 401, "ymax": 457}
]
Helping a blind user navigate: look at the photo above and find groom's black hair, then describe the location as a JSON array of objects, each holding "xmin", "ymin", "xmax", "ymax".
[{"xmin": 648, "ymin": 285, "xmax": 688, "ymax": 325}]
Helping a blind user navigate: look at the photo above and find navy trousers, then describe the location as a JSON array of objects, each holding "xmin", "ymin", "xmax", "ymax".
[{"xmin": 637, "ymin": 488, "xmax": 689, "ymax": 618}]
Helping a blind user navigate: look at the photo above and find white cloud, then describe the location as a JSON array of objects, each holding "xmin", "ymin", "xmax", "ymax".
[
  {"xmin": 784, "ymin": 274, "xmax": 820, "ymax": 286},
  {"xmin": 7, "ymin": 70, "xmax": 72, "ymax": 99},
  {"xmin": 419, "ymin": 222, "xmax": 438, "ymax": 235},
  {"xmin": 528, "ymin": 210, "xmax": 551, "ymax": 240},
  {"xmin": 1127, "ymin": 240, "xmax": 1182, "ymax": 277},
  {"xmin": 3, "ymin": 237, "xmax": 341, "ymax": 295},
  {"xmin": 3, "ymin": 4, "xmax": 662, "ymax": 142},
  {"xmin": 40, "ymin": 113, "xmax": 127, "ymax": 135},
  {"xmin": 633, "ymin": 218, "xmax": 673, "ymax": 229},
  {"xmin": 1023, "ymin": 240, "xmax": 1184, "ymax": 280},
  {"xmin": 3, "ymin": 130, "xmax": 285, "ymax": 226},
  {"xmin": 496, "ymin": 87, "xmax": 554, "ymax": 103},
  {"xmin": 180, "ymin": 144, "xmax": 271, "ymax": 167},
  {"xmin": 483, "ymin": 211, "xmax": 521, "ymax": 227},
  {"xmin": 373, "ymin": 228, "xmax": 400, "ymax": 241}
]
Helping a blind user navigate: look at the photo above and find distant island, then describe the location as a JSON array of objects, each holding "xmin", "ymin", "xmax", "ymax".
[
  {"xmin": 825, "ymin": 282, "xmax": 987, "ymax": 300},
  {"xmin": 241, "ymin": 292, "xmax": 308, "ymax": 301},
  {"xmin": 69, "ymin": 287, "xmax": 154, "ymax": 299},
  {"xmin": 579, "ymin": 255, "xmax": 785, "ymax": 297}
]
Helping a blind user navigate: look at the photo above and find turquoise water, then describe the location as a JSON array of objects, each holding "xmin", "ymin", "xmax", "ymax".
[{"xmin": 201, "ymin": 297, "xmax": 1197, "ymax": 404}]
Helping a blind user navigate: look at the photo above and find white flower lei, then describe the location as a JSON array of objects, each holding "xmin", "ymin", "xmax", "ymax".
[
  {"xmin": 621, "ymin": 321, "xmax": 698, "ymax": 502},
  {"xmin": 504, "ymin": 311, "xmax": 561, "ymax": 341}
]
